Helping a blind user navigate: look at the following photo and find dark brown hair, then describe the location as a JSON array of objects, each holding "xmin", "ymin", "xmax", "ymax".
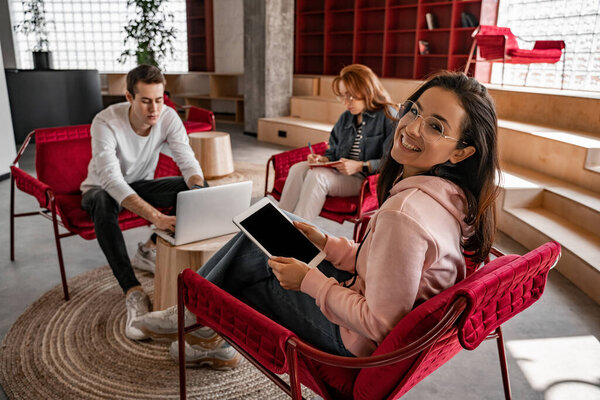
[
  {"xmin": 332, "ymin": 64, "xmax": 398, "ymax": 119},
  {"xmin": 376, "ymin": 71, "xmax": 500, "ymax": 263},
  {"xmin": 126, "ymin": 64, "xmax": 166, "ymax": 97}
]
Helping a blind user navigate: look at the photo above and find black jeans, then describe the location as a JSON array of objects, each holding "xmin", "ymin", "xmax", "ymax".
[{"xmin": 81, "ymin": 177, "xmax": 189, "ymax": 293}]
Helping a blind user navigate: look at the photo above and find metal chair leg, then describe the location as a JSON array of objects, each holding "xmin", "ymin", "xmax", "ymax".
[
  {"xmin": 49, "ymin": 194, "xmax": 70, "ymax": 301},
  {"xmin": 178, "ymin": 274, "xmax": 187, "ymax": 400},
  {"xmin": 10, "ymin": 174, "xmax": 15, "ymax": 261},
  {"xmin": 495, "ymin": 326, "xmax": 512, "ymax": 400},
  {"xmin": 524, "ymin": 65, "xmax": 531, "ymax": 86},
  {"xmin": 286, "ymin": 345, "xmax": 302, "ymax": 400}
]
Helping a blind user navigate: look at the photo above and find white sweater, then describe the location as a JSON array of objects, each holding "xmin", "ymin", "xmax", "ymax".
[{"xmin": 80, "ymin": 102, "xmax": 203, "ymax": 204}]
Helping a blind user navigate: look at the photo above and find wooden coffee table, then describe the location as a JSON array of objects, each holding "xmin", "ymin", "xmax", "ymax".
[
  {"xmin": 189, "ymin": 131, "xmax": 235, "ymax": 179},
  {"xmin": 153, "ymin": 233, "xmax": 236, "ymax": 310}
]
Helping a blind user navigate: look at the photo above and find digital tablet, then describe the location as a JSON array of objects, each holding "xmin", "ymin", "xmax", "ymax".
[{"xmin": 233, "ymin": 197, "xmax": 326, "ymax": 268}]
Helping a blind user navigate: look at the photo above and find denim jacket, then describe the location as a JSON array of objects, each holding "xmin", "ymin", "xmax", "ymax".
[{"xmin": 324, "ymin": 108, "xmax": 395, "ymax": 173}]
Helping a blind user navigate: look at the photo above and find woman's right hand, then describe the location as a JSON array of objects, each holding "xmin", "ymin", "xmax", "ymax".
[
  {"xmin": 293, "ymin": 221, "xmax": 328, "ymax": 249},
  {"xmin": 307, "ymin": 154, "xmax": 328, "ymax": 163}
]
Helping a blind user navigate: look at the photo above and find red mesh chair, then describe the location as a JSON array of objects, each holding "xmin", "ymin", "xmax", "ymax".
[
  {"xmin": 177, "ymin": 241, "xmax": 561, "ymax": 399},
  {"xmin": 164, "ymin": 94, "xmax": 216, "ymax": 133},
  {"xmin": 9, "ymin": 125, "xmax": 183, "ymax": 301},
  {"xmin": 264, "ymin": 142, "xmax": 379, "ymax": 241},
  {"xmin": 464, "ymin": 25, "xmax": 566, "ymax": 87}
]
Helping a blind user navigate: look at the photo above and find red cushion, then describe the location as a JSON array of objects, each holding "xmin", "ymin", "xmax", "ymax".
[
  {"xmin": 353, "ymin": 281, "xmax": 462, "ymax": 398},
  {"xmin": 36, "ymin": 130, "xmax": 92, "ymax": 195},
  {"xmin": 163, "ymin": 94, "xmax": 179, "ymax": 110},
  {"xmin": 54, "ymin": 194, "xmax": 151, "ymax": 240},
  {"xmin": 322, "ymin": 196, "xmax": 359, "ymax": 214},
  {"xmin": 311, "ymin": 363, "xmax": 357, "ymax": 399},
  {"xmin": 183, "ymin": 121, "xmax": 213, "ymax": 133},
  {"xmin": 506, "ymin": 48, "xmax": 563, "ymax": 63},
  {"xmin": 154, "ymin": 153, "xmax": 183, "ymax": 178},
  {"xmin": 273, "ymin": 177, "xmax": 286, "ymax": 195}
]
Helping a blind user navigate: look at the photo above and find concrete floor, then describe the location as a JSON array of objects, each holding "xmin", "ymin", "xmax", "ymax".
[{"xmin": 1, "ymin": 122, "xmax": 599, "ymax": 399}]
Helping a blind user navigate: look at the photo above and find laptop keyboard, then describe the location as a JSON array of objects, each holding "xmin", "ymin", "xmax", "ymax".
[{"xmin": 167, "ymin": 231, "xmax": 175, "ymax": 238}]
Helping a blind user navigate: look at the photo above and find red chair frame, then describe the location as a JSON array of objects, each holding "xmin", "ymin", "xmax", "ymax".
[
  {"xmin": 164, "ymin": 93, "xmax": 216, "ymax": 133},
  {"xmin": 264, "ymin": 142, "xmax": 379, "ymax": 241},
  {"xmin": 9, "ymin": 125, "xmax": 182, "ymax": 300},
  {"xmin": 177, "ymin": 241, "xmax": 561, "ymax": 399},
  {"xmin": 464, "ymin": 25, "xmax": 566, "ymax": 88}
]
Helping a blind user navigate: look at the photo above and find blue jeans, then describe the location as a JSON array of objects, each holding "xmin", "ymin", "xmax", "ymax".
[{"xmin": 199, "ymin": 215, "xmax": 355, "ymax": 357}]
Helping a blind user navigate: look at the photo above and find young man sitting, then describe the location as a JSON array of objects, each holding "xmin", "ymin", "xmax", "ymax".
[{"xmin": 80, "ymin": 64, "xmax": 205, "ymax": 340}]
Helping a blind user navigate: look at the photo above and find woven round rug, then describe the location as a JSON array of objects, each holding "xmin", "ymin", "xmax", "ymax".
[{"xmin": 0, "ymin": 266, "xmax": 312, "ymax": 399}]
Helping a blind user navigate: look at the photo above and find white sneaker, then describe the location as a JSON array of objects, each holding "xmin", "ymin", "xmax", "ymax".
[
  {"xmin": 170, "ymin": 341, "xmax": 243, "ymax": 370},
  {"xmin": 132, "ymin": 306, "xmax": 224, "ymax": 349},
  {"xmin": 125, "ymin": 290, "xmax": 150, "ymax": 340},
  {"xmin": 132, "ymin": 242, "xmax": 156, "ymax": 274}
]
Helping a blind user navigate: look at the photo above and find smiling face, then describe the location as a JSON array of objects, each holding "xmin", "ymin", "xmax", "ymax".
[
  {"xmin": 338, "ymin": 81, "xmax": 366, "ymax": 115},
  {"xmin": 126, "ymin": 81, "xmax": 165, "ymax": 135},
  {"xmin": 391, "ymin": 86, "xmax": 475, "ymax": 178}
]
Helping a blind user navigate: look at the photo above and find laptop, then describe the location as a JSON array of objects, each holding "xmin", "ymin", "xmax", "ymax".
[{"xmin": 153, "ymin": 181, "xmax": 253, "ymax": 246}]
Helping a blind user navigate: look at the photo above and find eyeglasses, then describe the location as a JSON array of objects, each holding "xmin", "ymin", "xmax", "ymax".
[
  {"xmin": 399, "ymin": 100, "xmax": 467, "ymax": 144},
  {"xmin": 336, "ymin": 93, "xmax": 356, "ymax": 103}
]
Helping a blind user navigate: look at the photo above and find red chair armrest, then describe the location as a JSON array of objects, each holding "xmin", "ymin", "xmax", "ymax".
[
  {"xmin": 291, "ymin": 297, "xmax": 467, "ymax": 368},
  {"xmin": 356, "ymin": 174, "xmax": 379, "ymax": 216},
  {"xmin": 10, "ymin": 165, "xmax": 51, "ymax": 208},
  {"xmin": 187, "ymin": 106, "xmax": 216, "ymax": 131},
  {"xmin": 534, "ymin": 40, "xmax": 565, "ymax": 51},
  {"xmin": 181, "ymin": 270, "xmax": 296, "ymax": 374},
  {"xmin": 270, "ymin": 142, "xmax": 328, "ymax": 180}
]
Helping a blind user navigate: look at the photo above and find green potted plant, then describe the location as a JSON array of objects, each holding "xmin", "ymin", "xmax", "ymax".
[
  {"xmin": 118, "ymin": 0, "xmax": 177, "ymax": 69},
  {"xmin": 13, "ymin": 0, "xmax": 53, "ymax": 69}
]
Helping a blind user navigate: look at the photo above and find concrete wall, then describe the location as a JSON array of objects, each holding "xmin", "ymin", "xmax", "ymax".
[
  {"xmin": 0, "ymin": 0, "xmax": 17, "ymax": 68},
  {"xmin": 0, "ymin": 40, "xmax": 17, "ymax": 176},
  {"xmin": 243, "ymin": 0, "xmax": 293, "ymax": 133},
  {"xmin": 264, "ymin": 0, "xmax": 293, "ymax": 119},
  {"xmin": 213, "ymin": 0, "xmax": 244, "ymax": 74}
]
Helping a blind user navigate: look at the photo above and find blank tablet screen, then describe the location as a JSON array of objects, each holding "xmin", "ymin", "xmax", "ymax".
[{"xmin": 238, "ymin": 202, "xmax": 320, "ymax": 264}]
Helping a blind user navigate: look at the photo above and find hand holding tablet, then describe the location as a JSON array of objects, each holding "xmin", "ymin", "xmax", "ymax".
[{"xmin": 232, "ymin": 198, "xmax": 326, "ymax": 268}]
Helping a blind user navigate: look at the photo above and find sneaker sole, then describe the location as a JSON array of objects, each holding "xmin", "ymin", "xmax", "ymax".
[
  {"xmin": 179, "ymin": 354, "xmax": 243, "ymax": 370},
  {"xmin": 140, "ymin": 327, "xmax": 225, "ymax": 349}
]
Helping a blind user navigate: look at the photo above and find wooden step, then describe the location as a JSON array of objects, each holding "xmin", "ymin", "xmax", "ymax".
[
  {"xmin": 498, "ymin": 119, "xmax": 600, "ymax": 193},
  {"xmin": 499, "ymin": 206, "xmax": 600, "ymax": 304},
  {"xmin": 257, "ymin": 117, "xmax": 332, "ymax": 147},
  {"xmin": 498, "ymin": 163, "xmax": 600, "ymax": 303},
  {"xmin": 501, "ymin": 163, "xmax": 600, "ymax": 236},
  {"xmin": 290, "ymin": 96, "xmax": 345, "ymax": 124}
]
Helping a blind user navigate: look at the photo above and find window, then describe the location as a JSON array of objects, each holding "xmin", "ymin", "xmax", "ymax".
[
  {"xmin": 10, "ymin": 0, "xmax": 188, "ymax": 72},
  {"xmin": 494, "ymin": 0, "xmax": 600, "ymax": 92}
]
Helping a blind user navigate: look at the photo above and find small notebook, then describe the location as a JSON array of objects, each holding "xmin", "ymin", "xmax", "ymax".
[{"xmin": 308, "ymin": 161, "xmax": 342, "ymax": 169}]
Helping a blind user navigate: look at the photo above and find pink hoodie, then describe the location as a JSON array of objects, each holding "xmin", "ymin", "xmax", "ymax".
[{"xmin": 300, "ymin": 175, "xmax": 471, "ymax": 356}]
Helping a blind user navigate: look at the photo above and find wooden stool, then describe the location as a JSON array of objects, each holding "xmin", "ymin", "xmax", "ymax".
[
  {"xmin": 153, "ymin": 233, "xmax": 235, "ymax": 310},
  {"xmin": 189, "ymin": 131, "xmax": 235, "ymax": 179}
]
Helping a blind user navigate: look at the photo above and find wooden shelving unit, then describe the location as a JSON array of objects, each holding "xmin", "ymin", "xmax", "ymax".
[
  {"xmin": 187, "ymin": 0, "xmax": 214, "ymax": 72},
  {"xmin": 101, "ymin": 73, "xmax": 243, "ymax": 123},
  {"xmin": 294, "ymin": 0, "xmax": 497, "ymax": 79}
]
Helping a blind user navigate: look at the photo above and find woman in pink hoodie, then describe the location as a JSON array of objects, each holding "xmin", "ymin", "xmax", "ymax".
[{"xmin": 138, "ymin": 72, "xmax": 500, "ymax": 367}]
